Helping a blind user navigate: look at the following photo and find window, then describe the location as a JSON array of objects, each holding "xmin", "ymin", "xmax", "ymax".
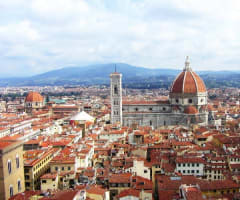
[
  {"xmin": 183, "ymin": 164, "xmax": 185, "ymax": 167},
  {"xmin": 114, "ymin": 85, "xmax": 118, "ymax": 94},
  {"xmin": 196, "ymin": 170, "xmax": 199, "ymax": 173},
  {"xmin": 183, "ymin": 170, "xmax": 185, "ymax": 173},
  {"xmin": 191, "ymin": 170, "xmax": 195, "ymax": 173},
  {"xmin": 188, "ymin": 99, "xmax": 192, "ymax": 103},
  {"xmin": 144, "ymin": 170, "xmax": 148, "ymax": 173},
  {"xmin": 188, "ymin": 163, "xmax": 190, "ymax": 167},
  {"xmin": 68, "ymin": 166, "xmax": 71, "ymax": 170},
  {"xmin": 196, "ymin": 163, "xmax": 199, "ymax": 167},
  {"xmin": 10, "ymin": 185, "xmax": 13, "ymax": 197},
  {"xmin": 178, "ymin": 163, "xmax": 181, "ymax": 167},
  {"xmin": 8, "ymin": 160, "xmax": 12, "ymax": 174},
  {"xmin": 18, "ymin": 180, "xmax": 21, "ymax": 192},
  {"xmin": 192, "ymin": 163, "xmax": 195, "ymax": 167},
  {"xmin": 150, "ymin": 121, "xmax": 152, "ymax": 126},
  {"xmin": 176, "ymin": 99, "xmax": 179, "ymax": 103},
  {"xmin": 42, "ymin": 180, "xmax": 47, "ymax": 183},
  {"xmin": 62, "ymin": 167, "xmax": 64, "ymax": 171},
  {"xmin": 55, "ymin": 166, "xmax": 58, "ymax": 171},
  {"xmin": 25, "ymin": 182, "xmax": 30, "ymax": 187},
  {"xmin": 16, "ymin": 155, "xmax": 20, "ymax": 169},
  {"xmin": 149, "ymin": 107, "xmax": 152, "ymax": 111},
  {"xmin": 162, "ymin": 107, "xmax": 166, "ymax": 111},
  {"xmin": 135, "ymin": 108, "xmax": 138, "ymax": 111}
]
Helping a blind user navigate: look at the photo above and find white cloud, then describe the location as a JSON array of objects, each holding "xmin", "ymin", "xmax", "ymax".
[{"xmin": 0, "ymin": 0, "xmax": 240, "ymax": 77}]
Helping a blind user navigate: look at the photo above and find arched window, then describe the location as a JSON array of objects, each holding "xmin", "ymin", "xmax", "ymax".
[
  {"xmin": 16, "ymin": 154, "xmax": 20, "ymax": 168},
  {"xmin": 114, "ymin": 85, "xmax": 118, "ymax": 94},
  {"xmin": 9, "ymin": 185, "xmax": 13, "ymax": 197},
  {"xmin": 18, "ymin": 180, "xmax": 21, "ymax": 192},
  {"xmin": 7, "ymin": 160, "xmax": 12, "ymax": 174}
]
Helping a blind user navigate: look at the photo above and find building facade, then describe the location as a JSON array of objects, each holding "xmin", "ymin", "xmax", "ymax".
[
  {"xmin": 24, "ymin": 91, "xmax": 44, "ymax": 114},
  {"xmin": 0, "ymin": 140, "xmax": 25, "ymax": 200},
  {"xmin": 111, "ymin": 57, "xmax": 209, "ymax": 128}
]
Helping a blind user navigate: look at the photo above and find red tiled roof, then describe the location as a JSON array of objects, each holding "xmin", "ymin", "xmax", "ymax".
[
  {"xmin": 40, "ymin": 173, "xmax": 57, "ymax": 179},
  {"xmin": 117, "ymin": 189, "xmax": 140, "ymax": 198},
  {"xmin": 86, "ymin": 185, "xmax": 106, "ymax": 196},
  {"xmin": 109, "ymin": 173, "xmax": 132, "ymax": 183},
  {"xmin": 25, "ymin": 91, "xmax": 44, "ymax": 102},
  {"xmin": 184, "ymin": 106, "xmax": 198, "ymax": 114},
  {"xmin": 170, "ymin": 70, "xmax": 206, "ymax": 94}
]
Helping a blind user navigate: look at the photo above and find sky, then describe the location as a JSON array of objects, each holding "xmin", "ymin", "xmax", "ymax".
[{"xmin": 0, "ymin": 0, "xmax": 240, "ymax": 77}]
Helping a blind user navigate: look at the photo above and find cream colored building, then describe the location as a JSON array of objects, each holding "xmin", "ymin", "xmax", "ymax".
[
  {"xmin": 86, "ymin": 185, "xmax": 110, "ymax": 200},
  {"xmin": 40, "ymin": 173, "xmax": 59, "ymax": 191},
  {"xmin": 0, "ymin": 139, "xmax": 25, "ymax": 200},
  {"xmin": 131, "ymin": 159, "xmax": 151, "ymax": 180},
  {"xmin": 24, "ymin": 148, "xmax": 59, "ymax": 190}
]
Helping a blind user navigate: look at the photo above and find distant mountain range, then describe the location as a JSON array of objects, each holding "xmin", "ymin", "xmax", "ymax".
[{"xmin": 0, "ymin": 63, "xmax": 239, "ymax": 88}]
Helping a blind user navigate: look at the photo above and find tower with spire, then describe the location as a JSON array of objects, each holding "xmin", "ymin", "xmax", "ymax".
[{"xmin": 110, "ymin": 65, "xmax": 122, "ymax": 125}]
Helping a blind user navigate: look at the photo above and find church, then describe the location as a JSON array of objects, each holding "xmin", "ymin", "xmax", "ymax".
[{"xmin": 110, "ymin": 57, "xmax": 209, "ymax": 128}]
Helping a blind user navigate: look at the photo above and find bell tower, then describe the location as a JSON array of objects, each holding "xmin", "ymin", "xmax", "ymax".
[{"xmin": 110, "ymin": 68, "xmax": 122, "ymax": 125}]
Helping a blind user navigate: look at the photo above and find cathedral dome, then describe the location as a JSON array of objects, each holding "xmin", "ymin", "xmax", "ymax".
[
  {"xmin": 170, "ymin": 57, "xmax": 206, "ymax": 94},
  {"xmin": 184, "ymin": 105, "xmax": 198, "ymax": 114},
  {"xmin": 25, "ymin": 92, "xmax": 44, "ymax": 102}
]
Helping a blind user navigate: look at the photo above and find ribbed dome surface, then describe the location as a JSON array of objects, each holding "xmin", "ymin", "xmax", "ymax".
[
  {"xmin": 170, "ymin": 70, "xmax": 206, "ymax": 94},
  {"xmin": 184, "ymin": 106, "xmax": 198, "ymax": 114},
  {"xmin": 25, "ymin": 92, "xmax": 44, "ymax": 102}
]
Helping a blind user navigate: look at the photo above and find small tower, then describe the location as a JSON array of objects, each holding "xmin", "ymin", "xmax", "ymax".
[
  {"xmin": 184, "ymin": 56, "xmax": 191, "ymax": 71},
  {"xmin": 110, "ymin": 67, "xmax": 122, "ymax": 125}
]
